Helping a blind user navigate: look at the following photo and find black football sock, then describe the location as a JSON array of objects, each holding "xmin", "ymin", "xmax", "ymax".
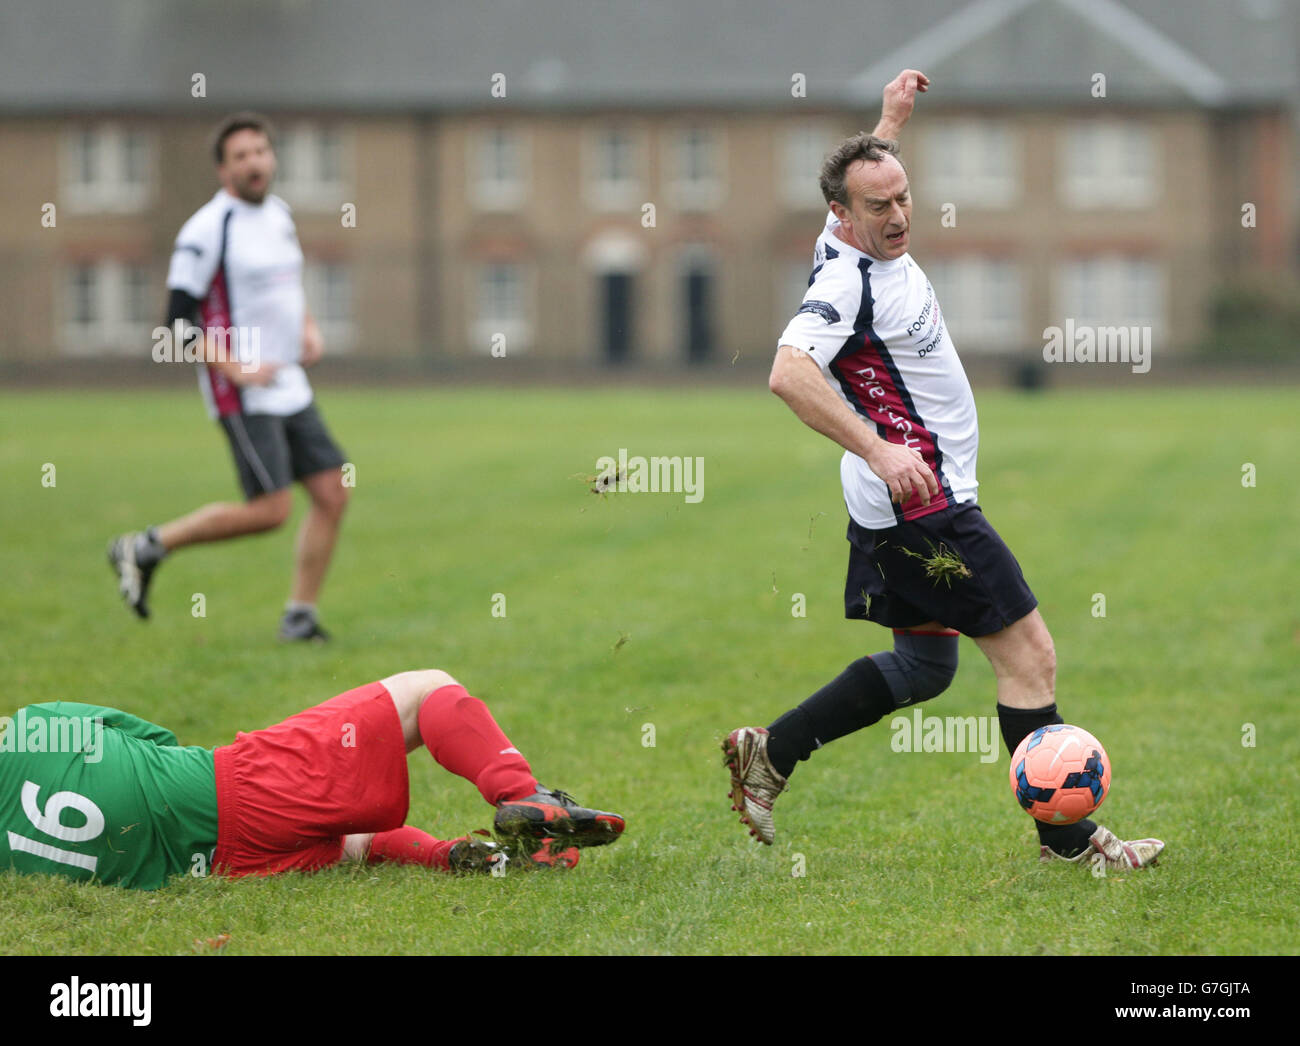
[
  {"xmin": 1036, "ymin": 819, "xmax": 1096, "ymax": 858},
  {"xmin": 996, "ymin": 701, "xmax": 1062, "ymax": 757},
  {"xmin": 997, "ymin": 702, "xmax": 1097, "ymax": 857},
  {"xmin": 133, "ymin": 526, "xmax": 167, "ymax": 569},
  {"xmin": 766, "ymin": 657, "xmax": 896, "ymax": 778}
]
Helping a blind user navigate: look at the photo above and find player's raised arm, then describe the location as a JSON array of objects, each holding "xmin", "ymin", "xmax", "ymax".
[
  {"xmin": 769, "ymin": 345, "xmax": 938, "ymax": 507},
  {"xmin": 872, "ymin": 68, "xmax": 929, "ymax": 141}
]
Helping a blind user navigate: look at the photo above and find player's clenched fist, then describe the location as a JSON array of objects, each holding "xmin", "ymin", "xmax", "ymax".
[{"xmin": 864, "ymin": 438, "xmax": 940, "ymax": 506}]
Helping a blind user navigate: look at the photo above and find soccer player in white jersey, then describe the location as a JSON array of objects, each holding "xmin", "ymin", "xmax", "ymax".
[
  {"xmin": 108, "ymin": 113, "xmax": 349, "ymax": 642},
  {"xmin": 723, "ymin": 72, "xmax": 1163, "ymax": 871}
]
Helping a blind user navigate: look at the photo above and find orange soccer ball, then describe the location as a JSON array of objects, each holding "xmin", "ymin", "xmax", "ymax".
[{"xmin": 1009, "ymin": 724, "xmax": 1111, "ymax": 825}]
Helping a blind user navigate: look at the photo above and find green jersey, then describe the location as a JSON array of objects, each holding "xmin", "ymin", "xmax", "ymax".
[{"xmin": 0, "ymin": 702, "xmax": 218, "ymax": 890}]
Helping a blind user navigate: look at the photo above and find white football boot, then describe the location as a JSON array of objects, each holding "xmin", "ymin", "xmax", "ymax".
[
  {"xmin": 722, "ymin": 727, "xmax": 788, "ymax": 845},
  {"xmin": 1040, "ymin": 825, "xmax": 1164, "ymax": 870},
  {"xmin": 107, "ymin": 532, "xmax": 156, "ymax": 620}
]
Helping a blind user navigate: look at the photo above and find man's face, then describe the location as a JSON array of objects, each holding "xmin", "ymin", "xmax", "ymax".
[
  {"xmin": 830, "ymin": 153, "xmax": 912, "ymax": 261},
  {"xmin": 218, "ymin": 128, "xmax": 276, "ymax": 204}
]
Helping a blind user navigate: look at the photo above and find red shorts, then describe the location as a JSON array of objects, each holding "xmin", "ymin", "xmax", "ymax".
[{"xmin": 213, "ymin": 681, "xmax": 410, "ymax": 878}]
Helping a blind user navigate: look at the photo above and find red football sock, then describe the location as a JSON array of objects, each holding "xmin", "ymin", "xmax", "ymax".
[
  {"xmin": 417, "ymin": 684, "xmax": 538, "ymax": 805},
  {"xmin": 366, "ymin": 825, "xmax": 455, "ymax": 870}
]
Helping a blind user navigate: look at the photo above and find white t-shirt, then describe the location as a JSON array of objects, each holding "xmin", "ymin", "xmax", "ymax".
[
  {"xmin": 778, "ymin": 212, "xmax": 979, "ymax": 530},
  {"xmin": 166, "ymin": 190, "xmax": 313, "ymax": 418}
]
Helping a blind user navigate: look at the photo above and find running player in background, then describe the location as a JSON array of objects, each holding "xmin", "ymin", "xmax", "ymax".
[
  {"xmin": 109, "ymin": 112, "xmax": 348, "ymax": 642},
  {"xmin": 722, "ymin": 72, "xmax": 1163, "ymax": 871},
  {"xmin": 0, "ymin": 669, "xmax": 625, "ymax": 889}
]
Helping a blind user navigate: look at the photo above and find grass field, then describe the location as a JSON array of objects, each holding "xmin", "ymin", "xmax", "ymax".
[{"xmin": 0, "ymin": 384, "xmax": 1297, "ymax": 955}]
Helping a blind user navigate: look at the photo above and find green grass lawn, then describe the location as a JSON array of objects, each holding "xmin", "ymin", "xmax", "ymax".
[{"xmin": 0, "ymin": 384, "xmax": 1296, "ymax": 955}]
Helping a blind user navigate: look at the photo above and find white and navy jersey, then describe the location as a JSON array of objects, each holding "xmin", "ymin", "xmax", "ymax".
[
  {"xmin": 166, "ymin": 191, "xmax": 312, "ymax": 418},
  {"xmin": 778, "ymin": 211, "xmax": 979, "ymax": 530}
]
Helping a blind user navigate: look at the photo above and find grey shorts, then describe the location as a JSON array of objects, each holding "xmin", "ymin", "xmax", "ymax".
[{"xmin": 218, "ymin": 402, "xmax": 346, "ymax": 500}]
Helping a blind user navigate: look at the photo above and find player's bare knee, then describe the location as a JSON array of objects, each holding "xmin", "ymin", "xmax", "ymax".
[
  {"xmin": 318, "ymin": 478, "xmax": 349, "ymax": 518},
  {"xmin": 1021, "ymin": 613, "xmax": 1055, "ymax": 663},
  {"xmin": 304, "ymin": 469, "xmax": 349, "ymax": 519},
  {"xmin": 415, "ymin": 668, "xmax": 458, "ymax": 695},
  {"xmin": 251, "ymin": 490, "xmax": 292, "ymax": 530},
  {"xmin": 1038, "ymin": 639, "xmax": 1056, "ymax": 690},
  {"xmin": 332, "ymin": 483, "xmax": 350, "ymax": 516},
  {"xmin": 380, "ymin": 669, "xmax": 462, "ymax": 752},
  {"xmin": 269, "ymin": 497, "xmax": 292, "ymax": 528},
  {"xmin": 381, "ymin": 669, "xmax": 458, "ymax": 711},
  {"xmin": 1024, "ymin": 627, "xmax": 1056, "ymax": 694}
]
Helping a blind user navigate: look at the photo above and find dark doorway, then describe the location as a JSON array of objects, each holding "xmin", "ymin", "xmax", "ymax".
[
  {"xmin": 684, "ymin": 261, "xmax": 715, "ymax": 364},
  {"xmin": 602, "ymin": 272, "xmax": 634, "ymax": 363}
]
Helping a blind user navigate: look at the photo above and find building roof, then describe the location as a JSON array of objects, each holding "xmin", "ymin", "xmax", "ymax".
[{"xmin": 1, "ymin": 0, "xmax": 1295, "ymax": 112}]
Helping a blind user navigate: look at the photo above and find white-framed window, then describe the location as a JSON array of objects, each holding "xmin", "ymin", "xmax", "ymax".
[
  {"xmin": 473, "ymin": 261, "xmax": 532, "ymax": 353},
  {"xmin": 1055, "ymin": 256, "xmax": 1165, "ymax": 331},
  {"xmin": 781, "ymin": 123, "xmax": 835, "ymax": 209},
  {"xmin": 61, "ymin": 125, "xmax": 156, "ymax": 213},
  {"xmin": 61, "ymin": 260, "xmax": 157, "ymax": 354},
  {"xmin": 275, "ymin": 123, "xmax": 349, "ymax": 211},
  {"xmin": 585, "ymin": 126, "xmax": 645, "ymax": 211},
  {"xmin": 925, "ymin": 257, "xmax": 1023, "ymax": 351},
  {"xmin": 471, "ymin": 126, "xmax": 528, "ymax": 211},
  {"xmin": 303, "ymin": 260, "xmax": 355, "ymax": 352},
  {"xmin": 670, "ymin": 127, "xmax": 724, "ymax": 211},
  {"xmin": 1058, "ymin": 121, "xmax": 1157, "ymax": 209},
  {"xmin": 922, "ymin": 119, "xmax": 1019, "ymax": 208}
]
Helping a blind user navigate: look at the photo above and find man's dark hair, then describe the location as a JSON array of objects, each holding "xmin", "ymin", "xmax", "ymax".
[
  {"xmin": 819, "ymin": 133, "xmax": 903, "ymax": 207},
  {"xmin": 212, "ymin": 112, "xmax": 275, "ymax": 165}
]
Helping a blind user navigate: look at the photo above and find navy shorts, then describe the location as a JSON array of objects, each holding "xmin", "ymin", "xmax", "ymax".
[
  {"xmin": 218, "ymin": 402, "xmax": 346, "ymax": 500},
  {"xmin": 844, "ymin": 502, "xmax": 1038, "ymax": 637}
]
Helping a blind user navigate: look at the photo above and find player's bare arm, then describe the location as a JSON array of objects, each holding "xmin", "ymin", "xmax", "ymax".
[
  {"xmin": 207, "ymin": 353, "xmax": 278, "ymax": 387},
  {"xmin": 301, "ymin": 308, "xmax": 323, "ymax": 367},
  {"xmin": 769, "ymin": 344, "xmax": 938, "ymax": 506},
  {"xmin": 871, "ymin": 68, "xmax": 929, "ymax": 140}
]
